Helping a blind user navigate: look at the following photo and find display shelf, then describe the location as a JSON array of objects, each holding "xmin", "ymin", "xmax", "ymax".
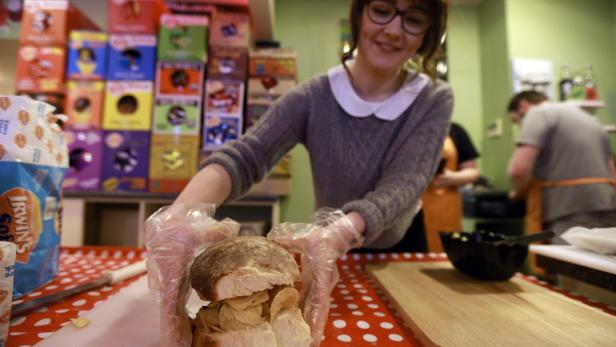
[
  {"xmin": 565, "ymin": 99, "xmax": 607, "ymax": 109},
  {"xmin": 62, "ymin": 177, "xmax": 290, "ymax": 247}
]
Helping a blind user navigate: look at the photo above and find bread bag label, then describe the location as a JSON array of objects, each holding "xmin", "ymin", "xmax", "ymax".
[{"xmin": 0, "ymin": 95, "xmax": 67, "ymax": 298}]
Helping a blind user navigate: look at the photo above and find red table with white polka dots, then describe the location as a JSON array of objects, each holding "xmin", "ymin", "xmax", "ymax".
[{"xmin": 7, "ymin": 248, "xmax": 616, "ymax": 347}]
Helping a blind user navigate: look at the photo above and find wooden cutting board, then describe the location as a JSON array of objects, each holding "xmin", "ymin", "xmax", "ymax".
[{"xmin": 366, "ymin": 262, "xmax": 616, "ymax": 347}]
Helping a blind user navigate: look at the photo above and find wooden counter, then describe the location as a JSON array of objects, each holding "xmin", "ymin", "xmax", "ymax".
[{"xmin": 367, "ymin": 262, "xmax": 616, "ymax": 347}]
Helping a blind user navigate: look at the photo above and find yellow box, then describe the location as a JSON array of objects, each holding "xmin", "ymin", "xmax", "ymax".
[
  {"xmin": 102, "ymin": 81, "xmax": 153, "ymax": 130},
  {"xmin": 148, "ymin": 134, "xmax": 200, "ymax": 193}
]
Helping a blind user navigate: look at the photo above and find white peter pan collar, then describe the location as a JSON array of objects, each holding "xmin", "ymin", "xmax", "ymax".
[{"xmin": 327, "ymin": 64, "xmax": 429, "ymax": 121}]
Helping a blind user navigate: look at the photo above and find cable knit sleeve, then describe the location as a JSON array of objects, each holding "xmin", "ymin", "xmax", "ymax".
[
  {"xmin": 202, "ymin": 79, "xmax": 313, "ymax": 200},
  {"xmin": 342, "ymin": 82, "xmax": 454, "ymax": 247}
]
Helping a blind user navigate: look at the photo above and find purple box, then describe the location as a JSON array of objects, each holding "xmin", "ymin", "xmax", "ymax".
[
  {"xmin": 63, "ymin": 129, "xmax": 103, "ymax": 191},
  {"xmin": 101, "ymin": 130, "xmax": 150, "ymax": 192}
]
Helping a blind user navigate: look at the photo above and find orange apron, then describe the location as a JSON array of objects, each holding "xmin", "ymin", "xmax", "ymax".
[
  {"xmin": 526, "ymin": 177, "xmax": 616, "ymax": 273},
  {"xmin": 422, "ymin": 136, "xmax": 463, "ymax": 252}
]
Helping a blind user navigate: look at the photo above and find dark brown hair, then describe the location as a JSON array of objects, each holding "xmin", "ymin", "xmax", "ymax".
[
  {"xmin": 507, "ymin": 91, "xmax": 548, "ymax": 112},
  {"xmin": 341, "ymin": 0, "xmax": 449, "ymax": 79}
]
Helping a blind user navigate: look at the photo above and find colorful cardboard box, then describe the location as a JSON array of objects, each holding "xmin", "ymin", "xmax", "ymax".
[
  {"xmin": 103, "ymin": 81, "xmax": 153, "ymax": 131},
  {"xmin": 108, "ymin": 0, "xmax": 165, "ymax": 35},
  {"xmin": 209, "ymin": 12, "xmax": 251, "ymax": 48},
  {"xmin": 101, "ymin": 130, "xmax": 150, "ymax": 192},
  {"xmin": 65, "ymin": 81, "xmax": 105, "ymax": 129},
  {"xmin": 203, "ymin": 115, "xmax": 241, "ymax": 151},
  {"xmin": 63, "ymin": 129, "xmax": 103, "ymax": 191},
  {"xmin": 16, "ymin": 45, "xmax": 66, "ymax": 93},
  {"xmin": 20, "ymin": 0, "xmax": 99, "ymax": 45},
  {"xmin": 67, "ymin": 31, "xmax": 109, "ymax": 80},
  {"xmin": 208, "ymin": 45, "xmax": 248, "ymax": 80},
  {"xmin": 107, "ymin": 34, "xmax": 157, "ymax": 81},
  {"xmin": 155, "ymin": 61, "xmax": 204, "ymax": 97},
  {"xmin": 153, "ymin": 97, "xmax": 201, "ymax": 135},
  {"xmin": 247, "ymin": 77, "xmax": 296, "ymax": 106},
  {"xmin": 148, "ymin": 134, "xmax": 200, "ymax": 193},
  {"xmin": 249, "ymin": 48, "xmax": 297, "ymax": 78},
  {"xmin": 205, "ymin": 79, "xmax": 245, "ymax": 116},
  {"xmin": 158, "ymin": 14, "xmax": 209, "ymax": 62}
]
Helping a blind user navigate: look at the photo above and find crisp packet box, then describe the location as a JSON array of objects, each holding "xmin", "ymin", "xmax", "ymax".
[
  {"xmin": 153, "ymin": 96, "xmax": 201, "ymax": 135},
  {"xmin": 208, "ymin": 45, "xmax": 248, "ymax": 80},
  {"xmin": 108, "ymin": 0, "xmax": 165, "ymax": 35},
  {"xmin": 247, "ymin": 77, "xmax": 296, "ymax": 106},
  {"xmin": 158, "ymin": 14, "xmax": 209, "ymax": 62},
  {"xmin": 204, "ymin": 79, "xmax": 245, "ymax": 117},
  {"xmin": 209, "ymin": 12, "xmax": 251, "ymax": 48},
  {"xmin": 156, "ymin": 61, "xmax": 205, "ymax": 97},
  {"xmin": 16, "ymin": 45, "xmax": 66, "ymax": 93},
  {"xmin": 63, "ymin": 129, "xmax": 103, "ymax": 191},
  {"xmin": 65, "ymin": 81, "xmax": 105, "ymax": 130},
  {"xmin": 0, "ymin": 95, "xmax": 68, "ymax": 298},
  {"xmin": 107, "ymin": 34, "xmax": 157, "ymax": 81},
  {"xmin": 67, "ymin": 31, "xmax": 109, "ymax": 81},
  {"xmin": 20, "ymin": 0, "xmax": 99, "ymax": 46},
  {"xmin": 203, "ymin": 115, "xmax": 241, "ymax": 151},
  {"xmin": 249, "ymin": 48, "xmax": 297, "ymax": 79},
  {"xmin": 148, "ymin": 134, "xmax": 199, "ymax": 193},
  {"xmin": 101, "ymin": 130, "xmax": 150, "ymax": 192},
  {"xmin": 103, "ymin": 81, "xmax": 153, "ymax": 131}
]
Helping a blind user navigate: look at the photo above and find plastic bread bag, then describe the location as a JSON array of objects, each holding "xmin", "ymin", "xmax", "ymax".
[
  {"xmin": 561, "ymin": 226, "xmax": 616, "ymax": 255},
  {"xmin": 0, "ymin": 95, "xmax": 68, "ymax": 298},
  {"xmin": 268, "ymin": 209, "xmax": 364, "ymax": 347},
  {"xmin": 144, "ymin": 203, "xmax": 240, "ymax": 347}
]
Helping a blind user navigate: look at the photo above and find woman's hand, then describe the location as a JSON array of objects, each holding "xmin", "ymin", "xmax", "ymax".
[
  {"xmin": 268, "ymin": 209, "xmax": 365, "ymax": 347},
  {"xmin": 144, "ymin": 203, "xmax": 239, "ymax": 347}
]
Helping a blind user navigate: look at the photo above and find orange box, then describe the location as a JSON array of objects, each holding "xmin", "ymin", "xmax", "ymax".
[
  {"xmin": 148, "ymin": 134, "xmax": 200, "ymax": 193},
  {"xmin": 108, "ymin": 0, "xmax": 166, "ymax": 34},
  {"xmin": 249, "ymin": 48, "xmax": 297, "ymax": 79},
  {"xmin": 209, "ymin": 12, "xmax": 251, "ymax": 47},
  {"xmin": 156, "ymin": 61, "xmax": 205, "ymax": 97},
  {"xmin": 16, "ymin": 45, "xmax": 66, "ymax": 93},
  {"xmin": 65, "ymin": 81, "xmax": 105, "ymax": 130},
  {"xmin": 20, "ymin": 0, "xmax": 99, "ymax": 46}
]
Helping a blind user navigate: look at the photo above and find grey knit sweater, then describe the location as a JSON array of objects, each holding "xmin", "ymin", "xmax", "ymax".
[{"xmin": 204, "ymin": 72, "xmax": 453, "ymax": 248}]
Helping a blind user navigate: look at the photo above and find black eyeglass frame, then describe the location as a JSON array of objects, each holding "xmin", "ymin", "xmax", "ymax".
[{"xmin": 366, "ymin": 0, "xmax": 432, "ymax": 35}]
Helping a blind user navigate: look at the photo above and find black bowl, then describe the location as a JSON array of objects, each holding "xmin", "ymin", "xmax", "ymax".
[{"xmin": 439, "ymin": 231, "xmax": 528, "ymax": 281}]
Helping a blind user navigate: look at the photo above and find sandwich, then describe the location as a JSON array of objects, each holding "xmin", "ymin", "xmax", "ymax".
[{"xmin": 189, "ymin": 236, "xmax": 312, "ymax": 347}]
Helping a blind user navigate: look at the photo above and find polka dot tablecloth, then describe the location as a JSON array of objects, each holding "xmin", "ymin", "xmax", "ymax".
[
  {"xmin": 7, "ymin": 247, "xmax": 146, "ymax": 347},
  {"xmin": 6, "ymin": 249, "xmax": 616, "ymax": 347}
]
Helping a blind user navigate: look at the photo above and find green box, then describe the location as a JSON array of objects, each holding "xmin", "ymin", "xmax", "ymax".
[
  {"xmin": 158, "ymin": 14, "xmax": 209, "ymax": 62},
  {"xmin": 154, "ymin": 97, "xmax": 201, "ymax": 135}
]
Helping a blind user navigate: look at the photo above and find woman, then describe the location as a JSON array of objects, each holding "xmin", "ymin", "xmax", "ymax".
[
  {"xmin": 420, "ymin": 122, "xmax": 480, "ymax": 251},
  {"xmin": 148, "ymin": 1, "xmax": 451, "ymax": 345}
]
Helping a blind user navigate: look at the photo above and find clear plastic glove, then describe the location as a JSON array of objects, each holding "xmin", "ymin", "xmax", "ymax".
[
  {"xmin": 267, "ymin": 208, "xmax": 364, "ymax": 347},
  {"xmin": 144, "ymin": 203, "xmax": 240, "ymax": 347}
]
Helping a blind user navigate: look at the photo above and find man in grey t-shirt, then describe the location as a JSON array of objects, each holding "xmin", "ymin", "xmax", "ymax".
[{"xmin": 506, "ymin": 91, "xmax": 616, "ymax": 244}]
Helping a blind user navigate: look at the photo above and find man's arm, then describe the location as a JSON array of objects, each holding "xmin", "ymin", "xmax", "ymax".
[{"xmin": 507, "ymin": 144, "xmax": 540, "ymax": 196}]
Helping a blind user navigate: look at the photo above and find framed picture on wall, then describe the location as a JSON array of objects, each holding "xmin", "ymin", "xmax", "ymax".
[{"xmin": 512, "ymin": 58, "xmax": 554, "ymax": 99}]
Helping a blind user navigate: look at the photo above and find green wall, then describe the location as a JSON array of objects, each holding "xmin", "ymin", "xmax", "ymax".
[
  {"xmin": 506, "ymin": 0, "xmax": 616, "ymax": 125},
  {"xmin": 478, "ymin": 0, "xmax": 513, "ymax": 189},
  {"xmin": 448, "ymin": 5, "xmax": 484, "ymax": 162}
]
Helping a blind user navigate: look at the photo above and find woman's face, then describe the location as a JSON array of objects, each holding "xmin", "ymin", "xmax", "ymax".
[{"xmin": 357, "ymin": 0, "xmax": 430, "ymax": 72}]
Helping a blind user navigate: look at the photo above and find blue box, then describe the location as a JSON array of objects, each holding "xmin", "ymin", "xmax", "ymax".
[
  {"xmin": 107, "ymin": 34, "xmax": 157, "ymax": 81},
  {"xmin": 67, "ymin": 31, "xmax": 108, "ymax": 80}
]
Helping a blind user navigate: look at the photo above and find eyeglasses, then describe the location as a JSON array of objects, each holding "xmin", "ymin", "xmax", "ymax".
[{"xmin": 366, "ymin": 0, "xmax": 431, "ymax": 35}]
